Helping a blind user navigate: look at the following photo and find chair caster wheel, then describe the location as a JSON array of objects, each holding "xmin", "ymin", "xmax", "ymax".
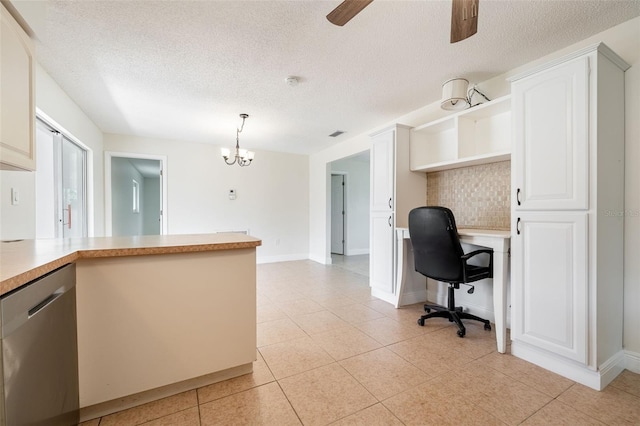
[
  {"xmin": 425, "ymin": 308, "xmax": 431, "ymax": 313},
  {"xmin": 457, "ymin": 330, "xmax": 465, "ymax": 338},
  {"xmin": 484, "ymin": 323, "xmax": 492, "ymax": 331},
  {"xmin": 417, "ymin": 318, "xmax": 425, "ymax": 326}
]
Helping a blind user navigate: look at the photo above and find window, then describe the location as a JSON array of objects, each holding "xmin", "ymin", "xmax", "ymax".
[{"xmin": 132, "ymin": 179, "xmax": 140, "ymax": 213}]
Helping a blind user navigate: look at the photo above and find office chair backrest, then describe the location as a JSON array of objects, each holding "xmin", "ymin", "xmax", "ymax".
[{"xmin": 408, "ymin": 206, "xmax": 465, "ymax": 282}]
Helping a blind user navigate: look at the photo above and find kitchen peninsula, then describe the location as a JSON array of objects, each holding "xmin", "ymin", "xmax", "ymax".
[{"xmin": 0, "ymin": 233, "xmax": 261, "ymax": 419}]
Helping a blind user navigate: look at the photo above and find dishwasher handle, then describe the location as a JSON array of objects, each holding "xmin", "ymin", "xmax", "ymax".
[{"xmin": 28, "ymin": 289, "xmax": 64, "ymax": 318}]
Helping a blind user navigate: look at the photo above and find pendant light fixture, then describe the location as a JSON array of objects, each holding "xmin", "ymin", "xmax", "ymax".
[
  {"xmin": 441, "ymin": 78, "xmax": 491, "ymax": 111},
  {"xmin": 221, "ymin": 113, "xmax": 254, "ymax": 167}
]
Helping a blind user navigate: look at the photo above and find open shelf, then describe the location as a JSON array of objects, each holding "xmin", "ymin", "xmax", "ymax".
[{"xmin": 410, "ymin": 95, "xmax": 511, "ymax": 172}]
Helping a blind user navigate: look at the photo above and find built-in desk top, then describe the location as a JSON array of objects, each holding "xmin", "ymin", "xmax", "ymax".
[
  {"xmin": 457, "ymin": 229, "xmax": 511, "ymax": 239},
  {"xmin": 397, "ymin": 227, "xmax": 510, "ymax": 252},
  {"xmin": 397, "ymin": 227, "xmax": 510, "ymax": 239}
]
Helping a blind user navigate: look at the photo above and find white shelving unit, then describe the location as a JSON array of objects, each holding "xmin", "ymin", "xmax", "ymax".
[{"xmin": 410, "ymin": 95, "xmax": 511, "ymax": 172}]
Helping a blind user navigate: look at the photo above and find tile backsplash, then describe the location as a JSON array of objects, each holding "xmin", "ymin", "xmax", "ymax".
[{"xmin": 426, "ymin": 161, "xmax": 511, "ymax": 230}]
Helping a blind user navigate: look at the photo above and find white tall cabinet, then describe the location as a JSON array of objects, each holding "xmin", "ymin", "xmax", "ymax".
[
  {"xmin": 369, "ymin": 124, "xmax": 426, "ymax": 305},
  {"xmin": 510, "ymin": 43, "xmax": 629, "ymax": 390}
]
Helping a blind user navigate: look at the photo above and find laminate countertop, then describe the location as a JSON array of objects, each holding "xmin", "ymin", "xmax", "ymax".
[{"xmin": 0, "ymin": 233, "xmax": 262, "ymax": 296}]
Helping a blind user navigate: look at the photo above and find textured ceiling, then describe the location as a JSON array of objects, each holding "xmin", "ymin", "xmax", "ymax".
[{"xmin": 13, "ymin": 0, "xmax": 640, "ymax": 155}]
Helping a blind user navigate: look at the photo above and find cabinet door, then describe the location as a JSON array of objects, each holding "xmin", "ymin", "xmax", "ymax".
[
  {"xmin": 512, "ymin": 56, "xmax": 589, "ymax": 210},
  {"xmin": 511, "ymin": 212, "xmax": 588, "ymax": 363},
  {"xmin": 370, "ymin": 211, "xmax": 394, "ymax": 294},
  {"xmin": 370, "ymin": 130, "xmax": 395, "ymax": 211},
  {"xmin": 0, "ymin": 3, "xmax": 35, "ymax": 171}
]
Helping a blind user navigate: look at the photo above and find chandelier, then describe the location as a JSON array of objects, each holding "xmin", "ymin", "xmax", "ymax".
[{"xmin": 221, "ymin": 113, "xmax": 255, "ymax": 167}]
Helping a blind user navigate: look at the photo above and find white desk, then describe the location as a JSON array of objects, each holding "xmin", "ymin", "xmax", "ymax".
[{"xmin": 396, "ymin": 228, "xmax": 511, "ymax": 354}]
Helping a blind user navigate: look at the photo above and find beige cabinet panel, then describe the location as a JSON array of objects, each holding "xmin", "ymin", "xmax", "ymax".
[{"xmin": 0, "ymin": 3, "xmax": 35, "ymax": 171}]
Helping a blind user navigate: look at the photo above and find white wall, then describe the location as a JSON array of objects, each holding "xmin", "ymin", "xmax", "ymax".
[
  {"xmin": 0, "ymin": 64, "xmax": 104, "ymax": 239},
  {"xmin": 36, "ymin": 64, "xmax": 105, "ymax": 237},
  {"xmin": 309, "ymin": 17, "xmax": 640, "ymax": 358},
  {"xmin": 331, "ymin": 156, "xmax": 370, "ymax": 255},
  {"xmin": 111, "ymin": 157, "xmax": 144, "ymax": 236},
  {"xmin": 0, "ymin": 170, "xmax": 35, "ymax": 240},
  {"xmin": 104, "ymin": 134, "xmax": 309, "ymax": 263}
]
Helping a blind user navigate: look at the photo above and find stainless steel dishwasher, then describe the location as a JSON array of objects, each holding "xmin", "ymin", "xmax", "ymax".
[{"xmin": 1, "ymin": 263, "xmax": 79, "ymax": 425}]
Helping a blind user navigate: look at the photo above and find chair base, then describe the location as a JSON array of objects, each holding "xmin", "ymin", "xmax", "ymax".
[{"xmin": 418, "ymin": 294, "xmax": 491, "ymax": 338}]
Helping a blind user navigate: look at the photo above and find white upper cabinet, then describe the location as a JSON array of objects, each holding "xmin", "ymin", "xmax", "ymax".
[
  {"xmin": 512, "ymin": 57, "xmax": 589, "ymax": 211},
  {"xmin": 370, "ymin": 129, "xmax": 395, "ymax": 212},
  {"xmin": 410, "ymin": 95, "xmax": 511, "ymax": 172},
  {"xmin": 0, "ymin": 3, "xmax": 36, "ymax": 171}
]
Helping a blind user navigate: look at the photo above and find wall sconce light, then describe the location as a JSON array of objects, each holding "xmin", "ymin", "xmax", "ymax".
[
  {"xmin": 221, "ymin": 113, "xmax": 255, "ymax": 167},
  {"xmin": 441, "ymin": 78, "xmax": 491, "ymax": 111}
]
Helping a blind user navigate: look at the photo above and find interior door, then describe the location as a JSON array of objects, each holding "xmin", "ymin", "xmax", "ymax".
[{"xmin": 331, "ymin": 174, "xmax": 345, "ymax": 255}]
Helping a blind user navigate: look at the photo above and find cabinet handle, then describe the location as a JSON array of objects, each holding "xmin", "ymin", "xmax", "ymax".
[
  {"xmin": 516, "ymin": 217, "xmax": 521, "ymax": 235},
  {"xmin": 516, "ymin": 188, "xmax": 521, "ymax": 206},
  {"xmin": 388, "ymin": 216, "xmax": 392, "ymax": 227},
  {"xmin": 63, "ymin": 204, "xmax": 72, "ymax": 229},
  {"xmin": 388, "ymin": 197, "xmax": 392, "ymax": 209}
]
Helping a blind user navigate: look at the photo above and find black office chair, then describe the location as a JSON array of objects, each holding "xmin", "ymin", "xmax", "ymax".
[{"xmin": 408, "ymin": 206, "xmax": 493, "ymax": 338}]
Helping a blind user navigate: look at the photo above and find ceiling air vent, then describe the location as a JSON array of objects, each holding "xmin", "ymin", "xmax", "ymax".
[{"xmin": 329, "ymin": 131, "xmax": 345, "ymax": 137}]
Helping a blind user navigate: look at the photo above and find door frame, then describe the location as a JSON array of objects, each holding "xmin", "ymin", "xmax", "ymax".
[
  {"xmin": 104, "ymin": 151, "xmax": 168, "ymax": 236},
  {"xmin": 330, "ymin": 173, "xmax": 347, "ymax": 255}
]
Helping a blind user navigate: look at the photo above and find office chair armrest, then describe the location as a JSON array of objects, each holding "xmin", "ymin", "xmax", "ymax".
[
  {"xmin": 461, "ymin": 249, "xmax": 494, "ymax": 280},
  {"xmin": 461, "ymin": 249, "xmax": 493, "ymax": 261}
]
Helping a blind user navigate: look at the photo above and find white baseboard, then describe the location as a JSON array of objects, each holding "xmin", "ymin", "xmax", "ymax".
[
  {"xmin": 80, "ymin": 363, "xmax": 252, "ymax": 422},
  {"xmin": 371, "ymin": 287, "xmax": 396, "ymax": 306},
  {"xmin": 307, "ymin": 254, "xmax": 332, "ymax": 265},
  {"xmin": 599, "ymin": 350, "xmax": 627, "ymax": 388},
  {"xmin": 399, "ymin": 289, "xmax": 427, "ymax": 306},
  {"xmin": 511, "ymin": 341, "xmax": 626, "ymax": 390},
  {"xmin": 345, "ymin": 248, "xmax": 370, "ymax": 256},
  {"xmin": 256, "ymin": 253, "xmax": 309, "ymax": 264},
  {"xmin": 625, "ymin": 350, "xmax": 640, "ymax": 373}
]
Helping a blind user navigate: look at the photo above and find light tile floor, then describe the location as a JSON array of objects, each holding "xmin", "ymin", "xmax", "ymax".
[{"xmin": 81, "ymin": 258, "xmax": 640, "ymax": 425}]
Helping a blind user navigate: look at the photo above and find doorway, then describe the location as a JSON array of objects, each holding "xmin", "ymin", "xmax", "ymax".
[
  {"xmin": 35, "ymin": 118, "xmax": 88, "ymax": 239},
  {"xmin": 328, "ymin": 151, "xmax": 370, "ymax": 267},
  {"xmin": 331, "ymin": 173, "xmax": 346, "ymax": 255},
  {"xmin": 105, "ymin": 152, "xmax": 168, "ymax": 236}
]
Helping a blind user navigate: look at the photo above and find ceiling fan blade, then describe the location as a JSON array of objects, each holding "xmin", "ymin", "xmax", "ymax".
[
  {"xmin": 450, "ymin": 0, "xmax": 479, "ymax": 43},
  {"xmin": 327, "ymin": 0, "xmax": 374, "ymax": 26}
]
